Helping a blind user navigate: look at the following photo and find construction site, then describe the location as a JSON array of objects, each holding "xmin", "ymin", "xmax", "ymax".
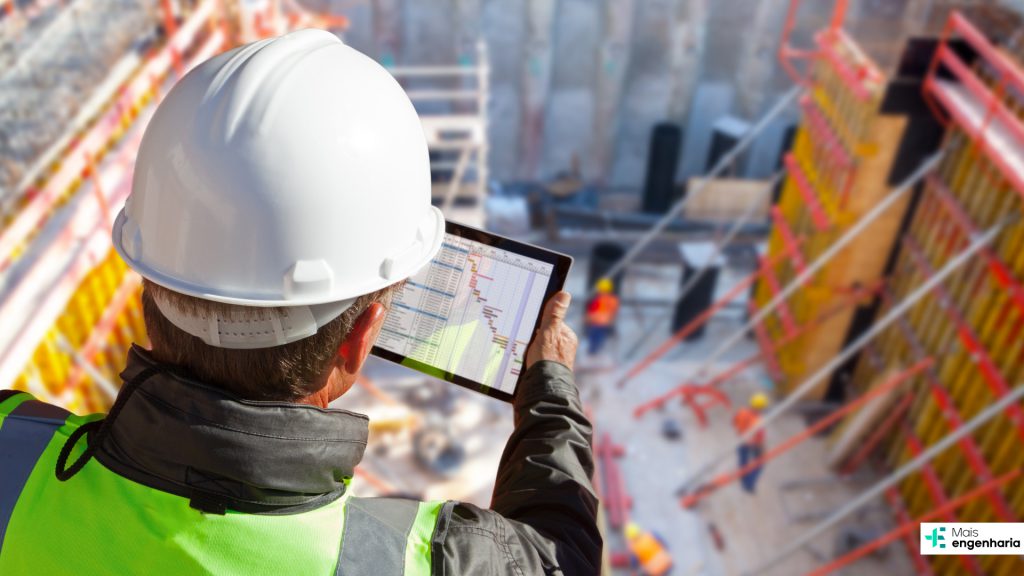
[{"xmin": 3, "ymin": 0, "xmax": 1024, "ymax": 573}]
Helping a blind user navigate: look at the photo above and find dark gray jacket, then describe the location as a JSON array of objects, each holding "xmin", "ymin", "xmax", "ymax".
[
  {"xmin": 92, "ymin": 347, "xmax": 602, "ymax": 575},
  {"xmin": 441, "ymin": 361, "xmax": 602, "ymax": 575}
]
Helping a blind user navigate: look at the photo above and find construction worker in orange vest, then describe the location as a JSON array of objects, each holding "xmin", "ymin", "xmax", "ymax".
[
  {"xmin": 733, "ymin": 392, "xmax": 769, "ymax": 493},
  {"xmin": 585, "ymin": 277, "xmax": 620, "ymax": 356},
  {"xmin": 624, "ymin": 521, "xmax": 673, "ymax": 576}
]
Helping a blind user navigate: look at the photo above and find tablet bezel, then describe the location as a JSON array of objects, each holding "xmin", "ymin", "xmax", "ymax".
[{"xmin": 371, "ymin": 220, "xmax": 572, "ymax": 402}]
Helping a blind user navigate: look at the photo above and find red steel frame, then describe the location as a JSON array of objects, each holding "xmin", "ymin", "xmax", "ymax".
[
  {"xmin": 814, "ymin": 28, "xmax": 879, "ymax": 102},
  {"xmin": 927, "ymin": 383, "xmax": 1016, "ymax": 521},
  {"xmin": 663, "ymin": 385, "xmax": 730, "ymax": 429},
  {"xmin": 749, "ymin": 298, "xmax": 784, "ymax": 381},
  {"xmin": 635, "ymin": 354, "xmax": 757, "ymax": 419},
  {"xmin": 798, "ymin": 96, "xmax": 858, "ymax": 209},
  {"xmin": 923, "ymin": 11, "xmax": 1024, "ymax": 196},
  {"xmin": 777, "ymin": 0, "xmax": 850, "ymax": 87},
  {"xmin": 160, "ymin": 0, "xmax": 185, "ymax": 75},
  {"xmin": 677, "ymin": 358, "xmax": 933, "ymax": 509},
  {"xmin": 811, "ymin": 469, "xmax": 1020, "ymax": 576},
  {"xmin": 929, "ymin": 174, "xmax": 1024, "ymax": 316},
  {"xmin": 903, "ymin": 427, "xmax": 984, "ymax": 575},
  {"xmin": 780, "ymin": 0, "xmax": 875, "ymax": 215},
  {"xmin": 0, "ymin": 0, "xmax": 223, "ymax": 273},
  {"xmin": 885, "ymin": 489, "xmax": 933, "ymax": 576},
  {"xmin": 799, "ymin": 95, "xmax": 854, "ymax": 173},
  {"xmin": 847, "ymin": 284, "xmax": 1020, "ymax": 519},
  {"xmin": 63, "ymin": 272, "xmax": 142, "ymax": 410},
  {"xmin": 783, "ymin": 154, "xmax": 832, "ymax": 231},
  {"xmin": 765, "ymin": 15, "xmax": 1022, "ymax": 571},
  {"xmin": 0, "ymin": 9, "xmax": 227, "ymax": 393},
  {"xmin": 777, "ymin": 0, "xmax": 819, "ymax": 87},
  {"xmin": 698, "ymin": 8, "xmax": 886, "ymax": 415},
  {"xmin": 0, "ymin": 2, "xmax": 354, "ymax": 394},
  {"xmin": 633, "ymin": 281, "xmax": 882, "ymax": 419},
  {"xmin": 594, "ymin": 433, "xmax": 630, "ymax": 530},
  {"xmin": 0, "ymin": 0, "xmax": 352, "ymax": 277},
  {"xmin": 770, "ymin": 206, "xmax": 807, "ymax": 274},
  {"xmin": 903, "ymin": 236, "xmax": 1024, "ymax": 443},
  {"xmin": 881, "ymin": 288, "xmax": 1018, "ymax": 522},
  {"xmin": 761, "ymin": 258, "xmax": 799, "ymax": 338},
  {"xmin": 615, "ymin": 243, "xmax": 803, "ymax": 388}
]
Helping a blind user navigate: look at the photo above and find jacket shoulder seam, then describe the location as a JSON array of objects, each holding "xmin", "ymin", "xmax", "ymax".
[{"xmin": 496, "ymin": 512, "xmax": 527, "ymax": 576}]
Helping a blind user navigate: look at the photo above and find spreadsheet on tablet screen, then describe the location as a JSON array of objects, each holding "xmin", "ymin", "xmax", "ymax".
[{"xmin": 376, "ymin": 236, "xmax": 553, "ymax": 394}]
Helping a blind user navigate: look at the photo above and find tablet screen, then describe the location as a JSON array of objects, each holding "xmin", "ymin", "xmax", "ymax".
[{"xmin": 373, "ymin": 222, "xmax": 570, "ymax": 401}]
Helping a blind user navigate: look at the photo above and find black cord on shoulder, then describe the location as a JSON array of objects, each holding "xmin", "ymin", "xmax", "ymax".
[{"xmin": 56, "ymin": 364, "xmax": 172, "ymax": 482}]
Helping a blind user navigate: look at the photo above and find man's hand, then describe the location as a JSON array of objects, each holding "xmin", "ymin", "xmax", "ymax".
[{"xmin": 525, "ymin": 291, "xmax": 578, "ymax": 371}]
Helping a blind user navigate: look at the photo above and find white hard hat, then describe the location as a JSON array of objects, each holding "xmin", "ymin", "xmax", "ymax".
[{"xmin": 113, "ymin": 29, "xmax": 443, "ymax": 348}]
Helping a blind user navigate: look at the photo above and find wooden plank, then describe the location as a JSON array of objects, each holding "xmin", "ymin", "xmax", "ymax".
[{"xmin": 683, "ymin": 177, "xmax": 772, "ymax": 221}]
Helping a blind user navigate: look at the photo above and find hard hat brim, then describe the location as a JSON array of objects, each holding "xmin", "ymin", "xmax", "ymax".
[{"xmin": 112, "ymin": 205, "xmax": 445, "ymax": 308}]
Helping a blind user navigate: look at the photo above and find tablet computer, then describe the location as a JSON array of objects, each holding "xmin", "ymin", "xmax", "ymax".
[{"xmin": 372, "ymin": 221, "xmax": 572, "ymax": 402}]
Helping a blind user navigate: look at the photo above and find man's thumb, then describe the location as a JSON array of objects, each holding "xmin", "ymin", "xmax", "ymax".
[{"xmin": 542, "ymin": 291, "xmax": 571, "ymax": 327}]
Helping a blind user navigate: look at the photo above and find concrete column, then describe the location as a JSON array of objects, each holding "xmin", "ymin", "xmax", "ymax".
[
  {"xmin": 666, "ymin": 0, "xmax": 707, "ymax": 122},
  {"xmin": 607, "ymin": 0, "xmax": 684, "ymax": 187},
  {"xmin": 541, "ymin": 0, "xmax": 601, "ymax": 179},
  {"xmin": 372, "ymin": 0, "xmax": 402, "ymax": 65},
  {"xmin": 480, "ymin": 0, "xmax": 526, "ymax": 181},
  {"xmin": 518, "ymin": 0, "xmax": 557, "ymax": 180},
  {"xmin": 592, "ymin": 0, "xmax": 636, "ymax": 183},
  {"xmin": 734, "ymin": 0, "xmax": 787, "ymax": 118}
]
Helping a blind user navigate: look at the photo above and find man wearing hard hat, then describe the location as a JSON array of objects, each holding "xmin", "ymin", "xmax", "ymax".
[
  {"xmin": 733, "ymin": 392, "xmax": 770, "ymax": 493},
  {"xmin": 623, "ymin": 522, "xmax": 673, "ymax": 576},
  {"xmin": 584, "ymin": 277, "xmax": 619, "ymax": 356},
  {"xmin": 0, "ymin": 31, "xmax": 600, "ymax": 574}
]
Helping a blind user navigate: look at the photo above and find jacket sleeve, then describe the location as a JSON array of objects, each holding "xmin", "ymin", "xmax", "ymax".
[{"xmin": 438, "ymin": 361, "xmax": 602, "ymax": 575}]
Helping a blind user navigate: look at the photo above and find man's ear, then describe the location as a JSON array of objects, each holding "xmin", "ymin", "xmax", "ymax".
[{"xmin": 337, "ymin": 302, "xmax": 387, "ymax": 375}]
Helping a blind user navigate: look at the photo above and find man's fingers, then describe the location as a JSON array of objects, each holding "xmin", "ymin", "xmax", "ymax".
[
  {"xmin": 526, "ymin": 291, "xmax": 577, "ymax": 370},
  {"xmin": 541, "ymin": 291, "xmax": 571, "ymax": 328}
]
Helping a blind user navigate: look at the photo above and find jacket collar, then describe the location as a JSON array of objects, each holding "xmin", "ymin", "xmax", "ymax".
[{"xmin": 96, "ymin": 346, "xmax": 369, "ymax": 514}]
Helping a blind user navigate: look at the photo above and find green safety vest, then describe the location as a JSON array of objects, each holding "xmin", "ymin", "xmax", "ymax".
[{"xmin": 0, "ymin": 391, "xmax": 450, "ymax": 575}]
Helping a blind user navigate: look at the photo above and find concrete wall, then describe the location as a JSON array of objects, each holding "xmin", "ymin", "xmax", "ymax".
[{"xmin": 327, "ymin": 0, "xmax": 928, "ymax": 187}]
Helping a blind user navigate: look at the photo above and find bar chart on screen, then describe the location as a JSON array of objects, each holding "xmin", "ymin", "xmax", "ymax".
[{"xmin": 377, "ymin": 237, "xmax": 553, "ymax": 393}]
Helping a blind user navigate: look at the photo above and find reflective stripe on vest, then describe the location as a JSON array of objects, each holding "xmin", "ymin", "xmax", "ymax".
[
  {"xmin": 0, "ymin": 394, "xmax": 70, "ymax": 553},
  {"xmin": 0, "ymin": 394, "xmax": 447, "ymax": 575},
  {"xmin": 339, "ymin": 497, "xmax": 443, "ymax": 576}
]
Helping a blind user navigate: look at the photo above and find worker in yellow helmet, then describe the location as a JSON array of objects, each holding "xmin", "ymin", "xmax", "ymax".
[
  {"xmin": 624, "ymin": 521, "xmax": 673, "ymax": 576},
  {"xmin": 733, "ymin": 392, "xmax": 770, "ymax": 493},
  {"xmin": 585, "ymin": 277, "xmax": 620, "ymax": 356},
  {"xmin": 0, "ymin": 30, "xmax": 600, "ymax": 575}
]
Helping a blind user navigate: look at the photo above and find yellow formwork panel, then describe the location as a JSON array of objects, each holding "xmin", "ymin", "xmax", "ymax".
[
  {"xmin": 826, "ymin": 99, "xmax": 1024, "ymax": 570},
  {"xmin": 13, "ymin": 250, "xmax": 146, "ymax": 412},
  {"xmin": 873, "ymin": 125, "xmax": 1024, "ymax": 575},
  {"xmin": 755, "ymin": 37, "xmax": 912, "ymax": 398},
  {"xmin": 769, "ymin": 22, "xmax": 1024, "ymax": 571}
]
